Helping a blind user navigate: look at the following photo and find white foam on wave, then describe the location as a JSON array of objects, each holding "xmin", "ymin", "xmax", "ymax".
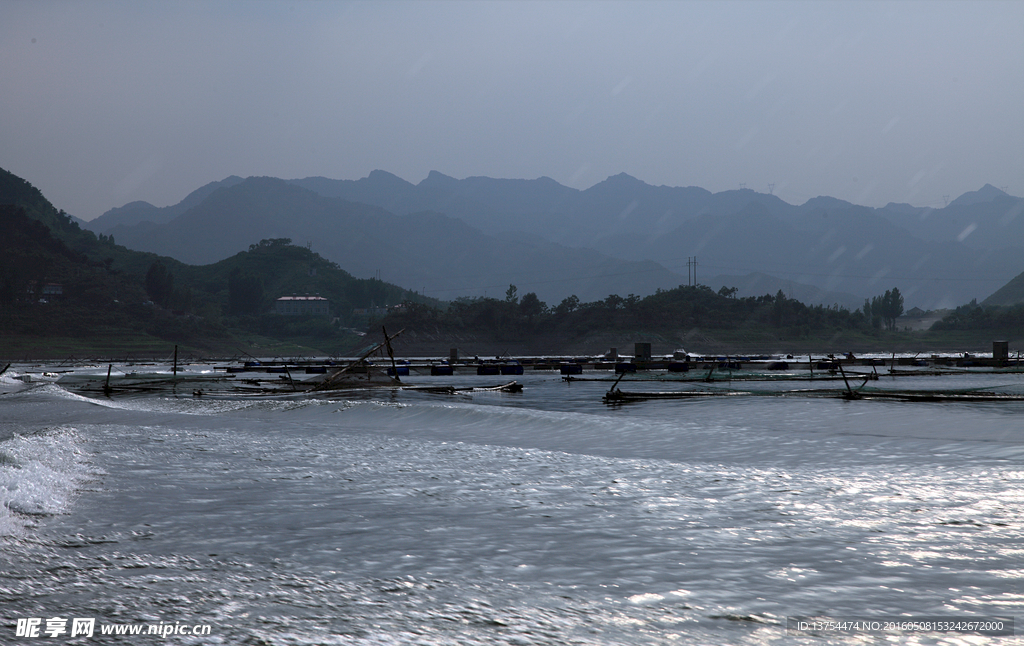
[
  {"xmin": 0, "ymin": 369, "xmax": 33, "ymax": 395},
  {"xmin": 0, "ymin": 426, "xmax": 98, "ymax": 536}
]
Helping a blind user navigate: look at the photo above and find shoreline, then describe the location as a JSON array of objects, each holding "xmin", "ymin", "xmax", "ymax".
[{"xmin": 1, "ymin": 329, "xmax": 1020, "ymax": 364}]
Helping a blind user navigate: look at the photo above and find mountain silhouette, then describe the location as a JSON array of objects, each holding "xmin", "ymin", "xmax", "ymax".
[{"xmin": 104, "ymin": 177, "xmax": 689, "ymax": 305}]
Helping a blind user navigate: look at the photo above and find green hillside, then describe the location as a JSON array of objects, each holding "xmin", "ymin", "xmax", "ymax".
[
  {"xmin": 982, "ymin": 269, "xmax": 1024, "ymax": 307},
  {"xmin": 0, "ymin": 168, "xmax": 437, "ymax": 358},
  {"xmin": 177, "ymin": 238, "xmax": 431, "ymax": 317},
  {"xmin": 0, "ymin": 166, "xmax": 131, "ymax": 266},
  {"xmin": 171, "ymin": 238, "xmax": 437, "ymax": 352},
  {"xmin": 0, "ymin": 203, "xmax": 233, "ymax": 357}
]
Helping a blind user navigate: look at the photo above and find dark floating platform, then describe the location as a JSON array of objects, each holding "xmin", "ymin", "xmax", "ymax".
[{"xmin": 603, "ymin": 387, "xmax": 1024, "ymax": 404}]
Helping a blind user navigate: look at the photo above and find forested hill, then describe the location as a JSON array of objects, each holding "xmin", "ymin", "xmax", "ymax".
[
  {"xmin": 1, "ymin": 167, "xmax": 91, "ymax": 245},
  {"xmin": 379, "ymin": 283, "xmax": 909, "ymax": 352},
  {"xmin": 0, "ymin": 168, "xmax": 434, "ymax": 357},
  {"xmin": 174, "ymin": 238, "xmax": 436, "ymax": 319}
]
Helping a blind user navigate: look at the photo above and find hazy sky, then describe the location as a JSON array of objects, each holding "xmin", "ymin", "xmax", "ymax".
[{"xmin": 3, "ymin": 0, "xmax": 1022, "ymax": 220}]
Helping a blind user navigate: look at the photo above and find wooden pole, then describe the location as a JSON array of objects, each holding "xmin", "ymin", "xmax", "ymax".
[
  {"xmin": 704, "ymin": 361, "xmax": 715, "ymax": 383},
  {"xmin": 103, "ymin": 363, "xmax": 112, "ymax": 396},
  {"xmin": 313, "ymin": 328, "xmax": 405, "ymax": 391},
  {"xmin": 173, "ymin": 345, "xmax": 178, "ymax": 377},
  {"xmin": 382, "ymin": 326, "xmax": 400, "ymax": 382},
  {"xmin": 837, "ymin": 361, "xmax": 857, "ymax": 399},
  {"xmin": 608, "ymin": 368, "xmax": 628, "ymax": 394}
]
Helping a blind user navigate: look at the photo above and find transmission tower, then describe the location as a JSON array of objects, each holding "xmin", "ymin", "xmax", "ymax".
[{"xmin": 767, "ymin": 183, "xmax": 775, "ymax": 195}]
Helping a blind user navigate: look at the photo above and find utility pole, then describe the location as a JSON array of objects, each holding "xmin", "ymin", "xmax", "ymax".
[{"xmin": 687, "ymin": 257, "xmax": 699, "ymax": 286}]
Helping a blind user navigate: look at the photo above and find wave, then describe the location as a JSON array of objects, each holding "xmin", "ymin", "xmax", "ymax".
[{"xmin": 0, "ymin": 425, "xmax": 100, "ymax": 536}]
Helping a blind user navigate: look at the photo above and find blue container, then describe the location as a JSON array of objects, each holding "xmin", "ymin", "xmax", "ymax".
[
  {"xmin": 500, "ymin": 364, "xmax": 524, "ymax": 375},
  {"xmin": 431, "ymin": 365, "xmax": 454, "ymax": 376},
  {"xmin": 559, "ymin": 364, "xmax": 583, "ymax": 375}
]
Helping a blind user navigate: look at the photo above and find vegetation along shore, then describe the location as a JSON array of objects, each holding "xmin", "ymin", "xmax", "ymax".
[{"xmin": 3, "ymin": 166, "xmax": 1024, "ymax": 361}]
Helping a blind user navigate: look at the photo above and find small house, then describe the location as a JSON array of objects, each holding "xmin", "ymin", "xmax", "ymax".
[{"xmin": 275, "ymin": 295, "xmax": 329, "ymax": 316}]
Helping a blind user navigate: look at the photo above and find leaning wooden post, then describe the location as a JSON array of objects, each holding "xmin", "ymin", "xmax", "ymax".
[
  {"xmin": 382, "ymin": 326, "xmax": 400, "ymax": 382},
  {"xmin": 837, "ymin": 360, "xmax": 856, "ymax": 399},
  {"xmin": 103, "ymin": 363, "xmax": 112, "ymax": 396},
  {"xmin": 173, "ymin": 345, "xmax": 178, "ymax": 378},
  {"xmin": 608, "ymin": 367, "xmax": 628, "ymax": 395}
]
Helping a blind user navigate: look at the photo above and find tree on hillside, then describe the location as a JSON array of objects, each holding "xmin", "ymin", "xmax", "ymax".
[
  {"xmin": 519, "ymin": 292, "xmax": 546, "ymax": 325},
  {"xmin": 870, "ymin": 287, "xmax": 904, "ymax": 331},
  {"xmin": 248, "ymin": 238, "xmax": 292, "ymax": 252},
  {"xmin": 554, "ymin": 294, "xmax": 579, "ymax": 315},
  {"xmin": 604, "ymin": 294, "xmax": 624, "ymax": 310}
]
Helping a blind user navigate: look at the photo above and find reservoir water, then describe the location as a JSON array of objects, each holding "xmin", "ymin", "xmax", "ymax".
[{"xmin": 1, "ymin": 363, "xmax": 1022, "ymax": 644}]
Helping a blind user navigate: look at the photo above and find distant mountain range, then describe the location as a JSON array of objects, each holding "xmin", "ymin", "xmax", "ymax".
[
  {"xmin": 85, "ymin": 172, "xmax": 1024, "ymax": 309},
  {"xmin": 90, "ymin": 177, "xmax": 685, "ymax": 306},
  {"xmin": 88, "ymin": 175, "xmax": 246, "ymax": 230}
]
